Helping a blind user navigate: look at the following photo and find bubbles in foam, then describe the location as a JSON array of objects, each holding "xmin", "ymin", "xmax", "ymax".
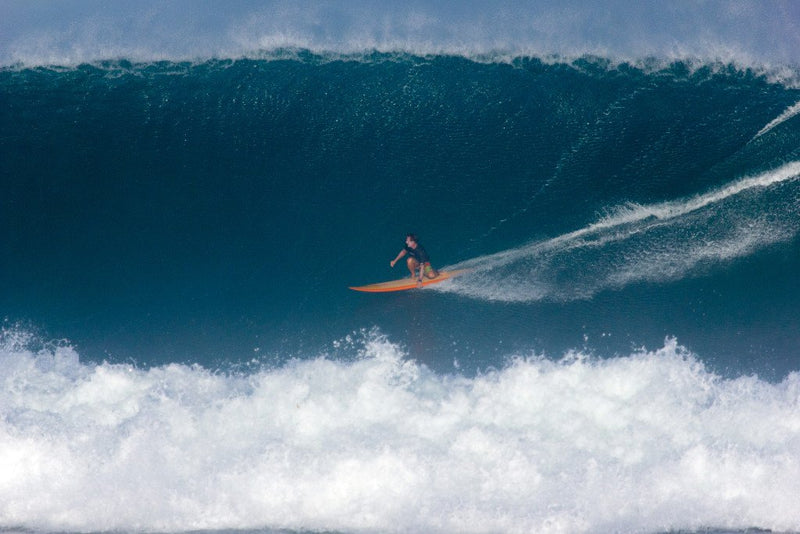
[{"xmin": 1, "ymin": 328, "xmax": 800, "ymax": 533}]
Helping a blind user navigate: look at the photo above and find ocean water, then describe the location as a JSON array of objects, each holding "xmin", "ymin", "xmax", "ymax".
[{"xmin": 2, "ymin": 3, "xmax": 800, "ymax": 534}]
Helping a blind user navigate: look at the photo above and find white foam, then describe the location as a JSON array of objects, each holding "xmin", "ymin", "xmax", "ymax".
[
  {"xmin": 2, "ymin": 0, "xmax": 800, "ymax": 78},
  {"xmin": 1, "ymin": 329, "xmax": 799, "ymax": 533},
  {"xmin": 753, "ymin": 100, "xmax": 800, "ymax": 140},
  {"xmin": 444, "ymin": 161, "xmax": 800, "ymax": 302}
]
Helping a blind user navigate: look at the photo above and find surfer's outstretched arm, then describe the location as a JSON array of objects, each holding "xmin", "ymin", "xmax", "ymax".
[{"xmin": 390, "ymin": 249, "xmax": 406, "ymax": 268}]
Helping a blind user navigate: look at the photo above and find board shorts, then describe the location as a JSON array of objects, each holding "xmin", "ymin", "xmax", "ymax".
[{"xmin": 422, "ymin": 262, "xmax": 434, "ymax": 275}]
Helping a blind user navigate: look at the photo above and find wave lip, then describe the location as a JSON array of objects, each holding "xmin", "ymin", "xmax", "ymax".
[
  {"xmin": 2, "ymin": 330, "xmax": 800, "ymax": 533},
  {"xmin": 3, "ymin": 1, "xmax": 800, "ymax": 72}
]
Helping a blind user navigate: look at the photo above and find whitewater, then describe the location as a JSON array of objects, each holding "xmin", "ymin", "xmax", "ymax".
[{"xmin": 2, "ymin": 329, "xmax": 799, "ymax": 534}]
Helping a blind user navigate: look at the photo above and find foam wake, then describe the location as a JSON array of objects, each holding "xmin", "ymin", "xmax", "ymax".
[
  {"xmin": 753, "ymin": 100, "xmax": 800, "ymax": 140},
  {"xmin": 445, "ymin": 161, "xmax": 800, "ymax": 302},
  {"xmin": 1, "ymin": 328, "xmax": 799, "ymax": 534}
]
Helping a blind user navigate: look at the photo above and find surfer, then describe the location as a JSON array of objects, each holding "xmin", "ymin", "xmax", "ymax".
[{"xmin": 390, "ymin": 234, "xmax": 439, "ymax": 287}]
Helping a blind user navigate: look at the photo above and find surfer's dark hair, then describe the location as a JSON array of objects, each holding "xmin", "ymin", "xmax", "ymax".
[{"xmin": 406, "ymin": 233, "xmax": 418, "ymax": 242}]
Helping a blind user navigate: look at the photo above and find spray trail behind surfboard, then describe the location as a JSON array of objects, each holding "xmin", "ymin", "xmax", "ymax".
[{"xmin": 441, "ymin": 161, "xmax": 800, "ymax": 303}]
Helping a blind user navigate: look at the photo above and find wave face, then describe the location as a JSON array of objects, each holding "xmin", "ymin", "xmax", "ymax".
[
  {"xmin": 2, "ymin": 50, "xmax": 800, "ymax": 533},
  {"xmin": 2, "ymin": 330, "xmax": 800, "ymax": 534},
  {"xmin": 3, "ymin": 55, "xmax": 800, "ymax": 372}
]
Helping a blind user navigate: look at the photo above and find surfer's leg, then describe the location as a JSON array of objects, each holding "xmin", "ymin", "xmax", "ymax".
[
  {"xmin": 423, "ymin": 263, "xmax": 439, "ymax": 278},
  {"xmin": 406, "ymin": 257, "xmax": 419, "ymax": 278}
]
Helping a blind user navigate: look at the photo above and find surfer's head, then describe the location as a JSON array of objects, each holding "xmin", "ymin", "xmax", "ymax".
[{"xmin": 405, "ymin": 234, "xmax": 418, "ymax": 246}]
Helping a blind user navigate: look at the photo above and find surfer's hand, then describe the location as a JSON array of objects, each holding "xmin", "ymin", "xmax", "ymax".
[{"xmin": 390, "ymin": 260, "xmax": 395, "ymax": 267}]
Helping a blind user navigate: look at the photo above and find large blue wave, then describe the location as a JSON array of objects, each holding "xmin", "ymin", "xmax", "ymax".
[
  {"xmin": 2, "ymin": 52, "xmax": 800, "ymax": 533},
  {"xmin": 3, "ymin": 54, "xmax": 799, "ymax": 371}
]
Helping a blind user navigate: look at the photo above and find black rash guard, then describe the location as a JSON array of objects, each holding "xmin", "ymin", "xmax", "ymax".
[{"xmin": 404, "ymin": 244, "xmax": 431, "ymax": 264}]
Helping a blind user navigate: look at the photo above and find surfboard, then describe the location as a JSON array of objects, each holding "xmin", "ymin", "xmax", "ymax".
[{"xmin": 349, "ymin": 269, "xmax": 468, "ymax": 293}]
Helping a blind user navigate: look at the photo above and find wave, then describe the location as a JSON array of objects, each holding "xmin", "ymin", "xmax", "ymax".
[
  {"xmin": 1, "ymin": 328, "xmax": 799, "ymax": 534},
  {"xmin": 444, "ymin": 161, "xmax": 800, "ymax": 302}
]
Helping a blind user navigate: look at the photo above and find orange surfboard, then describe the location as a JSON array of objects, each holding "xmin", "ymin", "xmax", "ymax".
[{"xmin": 349, "ymin": 269, "xmax": 467, "ymax": 293}]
